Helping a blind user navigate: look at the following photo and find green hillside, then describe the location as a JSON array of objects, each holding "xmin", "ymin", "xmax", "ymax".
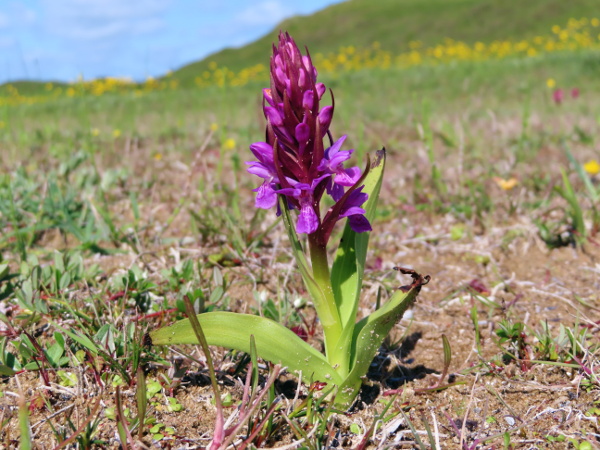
[
  {"xmin": 1, "ymin": 0, "xmax": 598, "ymax": 93},
  {"xmin": 171, "ymin": 0, "xmax": 599, "ymax": 85}
]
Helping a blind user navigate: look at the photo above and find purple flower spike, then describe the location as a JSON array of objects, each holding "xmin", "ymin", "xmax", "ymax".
[{"xmin": 247, "ymin": 31, "xmax": 371, "ymax": 241}]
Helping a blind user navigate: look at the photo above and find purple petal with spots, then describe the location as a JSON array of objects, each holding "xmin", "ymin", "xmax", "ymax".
[
  {"xmin": 329, "ymin": 182, "xmax": 345, "ymax": 202},
  {"xmin": 334, "ymin": 166, "xmax": 361, "ymax": 186},
  {"xmin": 297, "ymin": 203, "xmax": 319, "ymax": 234},
  {"xmin": 253, "ymin": 182, "xmax": 278, "ymax": 209}
]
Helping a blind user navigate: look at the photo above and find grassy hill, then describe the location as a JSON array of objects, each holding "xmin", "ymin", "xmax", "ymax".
[
  {"xmin": 171, "ymin": 0, "xmax": 599, "ymax": 85},
  {"xmin": 2, "ymin": 0, "xmax": 598, "ymax": 93}
]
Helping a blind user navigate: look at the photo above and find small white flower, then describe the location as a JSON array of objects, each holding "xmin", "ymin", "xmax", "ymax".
[
  {"xmin": 293, "ymin": 296, "xmax": 306, "ymax": 308},
  {"xmin": 258, "ymin": 290, "xmax": 268, "ymax": 303}
]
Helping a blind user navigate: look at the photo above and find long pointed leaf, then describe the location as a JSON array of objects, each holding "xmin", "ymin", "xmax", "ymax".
[
  {"xmin": 566, "ymin": 149, "xmax": 599, "ymax": 203},
  {"xmin": 149, "ymin": 311, "xmax": 342, "ymax": 385},
  {"xmin": 336, "ymin": 269, "xmax": 429, "ymax": 406},
  {"xmin": 329, "ymin": 149, "xmax": 386, "ymax": 377},
  {"xmin": 559, "ymin": 169, "xmax": 585, "ymax": 237},
  {"xmin": 331, "ymin": 149, "xmax": 386, "ymax": 330}
]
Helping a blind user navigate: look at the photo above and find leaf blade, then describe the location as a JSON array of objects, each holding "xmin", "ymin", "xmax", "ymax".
[
  {"xmin": 149, "ymin": 311, "xmax": 342, "ymax": 385},
  {"xmin": 331, "ymin": 149, "xmax": 386, "ymax": 330},
  {"xmin": 336, "ymin": 269, "xmax": 429, "ymax": 406}
]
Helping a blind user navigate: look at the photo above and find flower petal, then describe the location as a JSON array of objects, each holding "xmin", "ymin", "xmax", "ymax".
[
  {"xmin": 295, "ymin": 122, "xmax": 310, "ymax": 144},
  {"xmin": 302, "ymin": 90, "xmax": 314, "ymax": 110},
  {"xmin": 265, "ymin": 107, "xmax": 283, "ymax": 126},
  {"xmin": 334, "ymin": 166, "xmax": 361, "ymax": 186},
  {"xmin": 246, "ymin": 162, "xmax": 273, "ymax": 180},
  {"xmin": 297, "ymin": 203, "xmax": 319, "ymax": 234},
  {"xmin": 254, "ymin": 182, "xmax": 278, "ymax": 209},
  {"xmin": 249, "ymin": 142, "xmax": 274, "ymax": 164},
  {"xmin": 318, "ymin": 106, "xmax": 333, "ymax": 130},
  {"xmin": 347, "ymin": 214, "xmax": 372, "ymax": 233}
]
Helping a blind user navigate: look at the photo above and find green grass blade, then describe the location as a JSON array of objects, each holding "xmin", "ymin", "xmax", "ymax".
[
  {"xmin": 559, "ymin": 168, "xmax": 585, "ymax": 238},
  {"xmin": 136, "ymin": 366, "xmax": 147, "ymax": 440},
  {"xmin": 18, "ymin": 393, "xmax": 32, "ymax": 450},
  {"xmin": 566, "ymin": 149, "xmax": 599, "ymax": 202}
]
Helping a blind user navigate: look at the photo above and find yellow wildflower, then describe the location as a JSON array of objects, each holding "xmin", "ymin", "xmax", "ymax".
[
  {"xmin": 546, "ymin": 78, "xmax": 556, "ymax": 88},
  {"xmin": 223, "ymin": 138, "xmax": 236, "ymax": 150},
  {"xmin": 494, "ymin": 177, "xmax": 519, "ymax": 191},
  {"xmin": 583, "ymin": 160, "xmax": 600, "ymax": 175},
  {"xmin": 210, "ymin": 123, "xmax": 218, "ymax": 132},
  {"xmin": 90, "ymin": 128, "xmax": 100, "ymax": 136},
  {"xmin": 112, "ymin": 129, "xmax": 121, "ymax": 138},
  {"xmin": 154, "ymin": 153, "xmax": 163, "ymax": 161}
]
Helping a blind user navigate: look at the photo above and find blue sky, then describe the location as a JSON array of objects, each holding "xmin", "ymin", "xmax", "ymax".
[{"xmin": 0, "ymin": 0, "xmax": 341, "ymax": 84}]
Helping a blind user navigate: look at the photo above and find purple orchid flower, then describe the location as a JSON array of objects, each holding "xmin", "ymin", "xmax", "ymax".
[
  {"xmin": 276, "ymin": 175, "xmax": 330, "ymax": 234},
  {"xmin": 318, "ymin": 135, "xmax": 362, "ymax": 201},
  {"xmin": 246, "ymin": 142, "xmax": 279, "ymax": 209},
  {"xmin": 339, "ymin": 187, "xmax": 372, "ymax": 233},
  {"xmin": 247, "ymin": 31, "xmax": 371, "ymax": 242}
]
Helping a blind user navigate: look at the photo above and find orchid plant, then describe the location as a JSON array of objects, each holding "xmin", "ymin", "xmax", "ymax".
[{"xmin": 149, "ymin": 32, "xmax": 428, "ymax": 407}]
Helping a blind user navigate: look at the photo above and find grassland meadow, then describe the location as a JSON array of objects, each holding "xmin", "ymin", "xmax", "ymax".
[{"xmin": 1, "ymin": 1, "xmax": 600, "ymax": 448}]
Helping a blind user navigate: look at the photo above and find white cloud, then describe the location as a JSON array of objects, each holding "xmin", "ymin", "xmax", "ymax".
[
  {"xmin": 0, "ymin": 13, "xmax": 8, "ymax": 29},
  {"xmin": 0, "ymin": 37, "xmax": 15, "ymax": 48},
  {"xmin": 40, "ymin": 0, "xmax": 170, "ymax": 42},
  {"xmin": 234, "ymin": 0, "xmax": 290, "ymax": 27},
  {"xmin": 0, "ymin": 2, "xmax": 36, "ymax": 29}
]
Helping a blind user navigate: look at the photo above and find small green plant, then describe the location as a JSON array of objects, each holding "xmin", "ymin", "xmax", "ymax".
[
  {"xmin": 149, "ymin": 32, "xmax": 428, "ymax": 408},
  {"xmin": 536, "ymin": 165, "xmax": 591, "ymax": 249},
  {"xmin": 495, "ymin": 320, "xmax": 533, "ymax": 371}
]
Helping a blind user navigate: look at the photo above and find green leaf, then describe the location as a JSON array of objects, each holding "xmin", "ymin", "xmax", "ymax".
[
  {"xmin": 19, "ymin": 394, "xmax": 32, "ymax": 450},
  {"xmin": 45, "ymin": 341, "xmax": 64, "ymax": 367},
  {"xmin": 331, "ymin": 149, "xmax": 386, "ymax": 330},
  {"xmin": 330, "ymin": 149, "xmax": 386, "ymax": 377},
  {"xmin": 0, "ymin": 364, "xmax": 16, "ymax": 376},
  {"xmin": 558, "ymin": 169, "xmax": 585, "ymax": 238},
  {"xmin": 149, "ymin": 311, "xmax": 342, "ymax": 385},
  {"xmin": 0, "ymin": 264, "xmax": 9, "ymax": 280},
  {"xmin": 336, "ymin": 270, "xmax": 428, "ymax": 406},
  {"xmin": 55, "ymin": 326, "xmax": 99, "ymax": 355},
  {"xmin": 566, "ymin": 150, "xmax": 599, "ymax": 202}
]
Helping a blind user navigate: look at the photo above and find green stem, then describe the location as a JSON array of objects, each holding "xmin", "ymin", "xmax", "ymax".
[{"xmin": 308, "ymin": 235, "xmax": 346, "ymax": 375}]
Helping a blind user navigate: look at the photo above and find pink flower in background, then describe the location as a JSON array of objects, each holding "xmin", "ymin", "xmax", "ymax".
[
  {"xmin": 571, "ymin": 88, "xmax": 580, "ymax": 99},
  {"xmin": 553, "ymin": 89, "xmax": 564, "ymax": 104}
]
